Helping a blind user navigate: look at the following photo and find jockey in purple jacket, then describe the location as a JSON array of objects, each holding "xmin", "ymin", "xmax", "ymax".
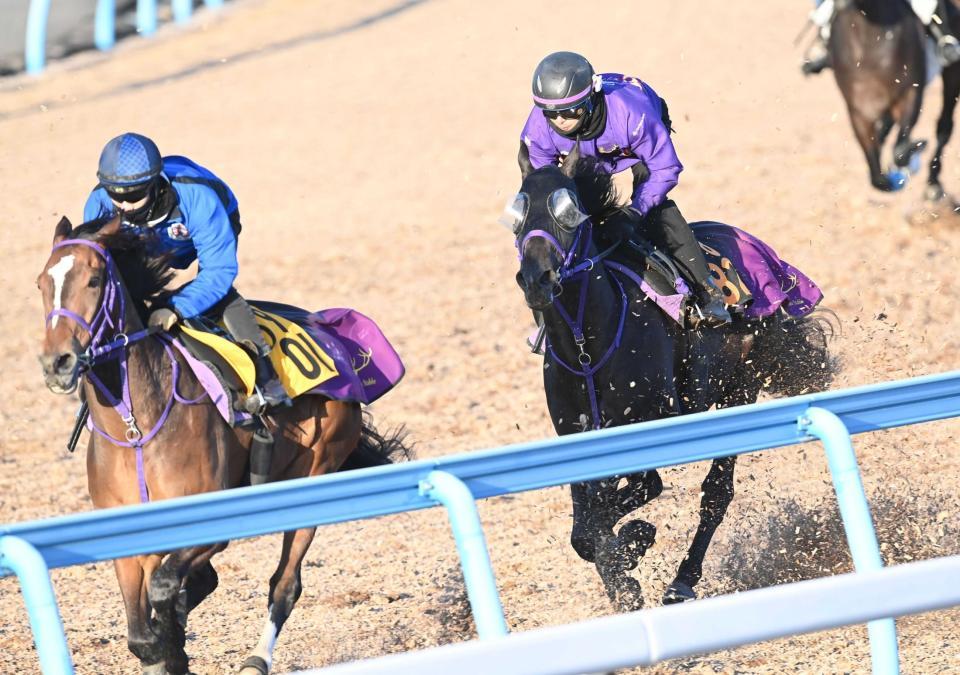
[{"xmin": 519, "ymin": 51, "xmax": 731, "ymax": 326}]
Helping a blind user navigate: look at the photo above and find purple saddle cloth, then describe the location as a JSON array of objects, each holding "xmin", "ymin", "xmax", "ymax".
[
  {"xmin": 690, "ymin": 221, "xmax": 823, "ymax": 319},
  {"xmin": 169, "ymin": 301, "xmax": 404, "ymax": 426}
]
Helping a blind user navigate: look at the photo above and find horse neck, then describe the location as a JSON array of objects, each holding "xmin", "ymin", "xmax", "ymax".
[
  {"xmin": 83, "ymin": 281, "xmax": 171, "ymax": 433},
  {"xmin": 542, "ymin": 256, "xmax": 621, "ymax": 364},
  {"xmin": 849, "ymin": 0, "xmax": 909, "ymax": 24}
]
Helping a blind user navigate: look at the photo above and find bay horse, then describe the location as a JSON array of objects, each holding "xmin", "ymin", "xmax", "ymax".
[
  {"xmin": 37, "ymin": 215, "xmax": 407, "ymax": 674},
  {"xmin": 829, "ymin": 0, "xmax": 960, "ymax": 201},
  {"xmin": 511, "ymin": 147, "xmax": 838, "ymax": 610}
]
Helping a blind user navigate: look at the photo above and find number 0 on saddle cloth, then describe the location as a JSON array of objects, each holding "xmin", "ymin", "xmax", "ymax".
[{"xmin": 180, "ymin": 307, "xmax": 338, "ymax": 398}]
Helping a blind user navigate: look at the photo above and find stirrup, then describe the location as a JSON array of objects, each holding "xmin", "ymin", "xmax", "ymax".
[{"xmin": 937, "ymin": 34, "xmax": 960, "ymax": 67}]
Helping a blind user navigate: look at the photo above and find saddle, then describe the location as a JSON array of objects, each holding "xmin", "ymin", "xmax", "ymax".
[
  {"xmin": 173, "ymin": 301, "xmax": 405, "ymax": 426},
  {"xmin": 597, "ymin": 220, "xmax": 821, "ymax": 327}
]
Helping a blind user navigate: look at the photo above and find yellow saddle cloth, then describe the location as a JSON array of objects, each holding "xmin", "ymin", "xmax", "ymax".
[{"xmin": 180, "ymin": 306, "xmax": 338, "ymax": 398}]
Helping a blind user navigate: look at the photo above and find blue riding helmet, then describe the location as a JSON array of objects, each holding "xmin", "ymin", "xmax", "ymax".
[{"xmin": 97, "ymin": 132, "xmax": 162, "ymax": 193}]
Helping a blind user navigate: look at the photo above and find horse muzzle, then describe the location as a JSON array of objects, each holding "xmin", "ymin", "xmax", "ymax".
[
  {"xmin": 40, "ymin": 351, "xmax": 81, "ymax": 394},
  {"xmin": 517, "ymin": 268, "xmax": 560, "ymax": 311}
]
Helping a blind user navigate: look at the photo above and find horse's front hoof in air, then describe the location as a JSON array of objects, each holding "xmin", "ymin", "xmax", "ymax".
[
  {"xmin": 871, "ymin": 173, "xmax": 896, "ymax": 192},
  {"xmin": 662, "ymin": 580, "xmax": 697, "ymax": 605}
]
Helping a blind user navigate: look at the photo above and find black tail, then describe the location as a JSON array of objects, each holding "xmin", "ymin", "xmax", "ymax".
[
  {"xmin": 751, "ymin": 308, "xmax": 841, "ymax": 397},
  {"xmin": 338, "ymin": 412, "xmax": 412, "ymax": 472}
]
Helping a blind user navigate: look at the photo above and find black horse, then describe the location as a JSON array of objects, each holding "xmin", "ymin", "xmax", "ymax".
[
  {"xmin": 829, "ymin": 0, "xmax": 960, "ymax": 201},
  {"xmin": 510, "ymin": 147, "xmax": 838, "ymax": 610}
]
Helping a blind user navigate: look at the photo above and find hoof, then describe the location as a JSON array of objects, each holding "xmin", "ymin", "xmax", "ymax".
[
  {"xmin": 239, "ymin": 656, "xmax": 269, "ymax": 675},
  {"xmin": 662, "ymin": 581, "xmax": 697, "ymax": 605},
  {"xmin": 612, "ymin": 576, "xmax": 645, "ymax": 613}
]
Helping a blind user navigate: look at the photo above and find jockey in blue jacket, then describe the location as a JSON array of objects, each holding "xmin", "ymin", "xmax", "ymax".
[
  {"xmin": 84, "ymin": 132, "xmax": 291, "ymax": 411},
  {"xmin": 519, "ymin": 51, "xmax": 731, "ymax": 326}
]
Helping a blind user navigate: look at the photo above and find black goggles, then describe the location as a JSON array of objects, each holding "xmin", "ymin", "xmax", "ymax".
[
  {"xmin": 543, "ymin": 106, "xmax": 587, "ymax": 121},
  {"xmin": 105, "ymin": 181, "xmax": 153, "ymax": 204}
]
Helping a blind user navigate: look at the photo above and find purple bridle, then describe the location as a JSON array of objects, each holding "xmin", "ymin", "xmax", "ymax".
[
  {"xmin": 518, "ymin": 219, "xmax": 627, "ymax": 431},
  {"xmin": 45, "ymin": 239, "xmax": 206, "ymax": 502}
]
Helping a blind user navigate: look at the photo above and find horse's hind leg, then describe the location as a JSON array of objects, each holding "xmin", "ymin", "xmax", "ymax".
[
  {"xmin": 240, "ymin": 527, "xmax": 317, "ymax": 675},
  {"xmin": 850, "ymin": 109, "xmax": 894, "ymax": 191},
  {"xmin": 663, "ymin": 455, "xmax": 737, "ymax": 604},
  {"xmin": 927, "ymin": 64, "xmax": 960, "ymax": 200},
  {"xmin": 240, "ymin": 399, "xmax": 361, "ymax": 674},
  {"xmin": 891, "ymin": 89, "xmax": 926, "ymax": 171}
]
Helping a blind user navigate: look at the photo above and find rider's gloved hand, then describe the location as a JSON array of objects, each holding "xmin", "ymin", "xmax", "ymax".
[{"xmin": 148, "ymin": 307, "xmax": 180, "ymax": 331}]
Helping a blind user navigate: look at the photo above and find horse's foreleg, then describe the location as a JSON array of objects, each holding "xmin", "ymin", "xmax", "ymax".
[
  {"xmin": 174, "ymin": 553, "xmax": 223, "ymax": 629},
  {"xmin": 850, "ymin": 110, "xmax": 893, "ymax": 191},
  {"xmin": 115, "ymin": 556, "xmax": 165, "ymax": 672},
  {"xmin": 891, "ymin": 89, "xmax": 925, "ymax": 170},
  {"xmin": 147, "ymin": 546, "xmax": 216, "ymax": 675},
  {"xmin": 664, "ymin": 455, "xmax": 737, "ymax": 604},
  {"xmin": 240, "ymin": 527, "xmax": 317, "ymax": 675},
  {"xmin": 927, "ymin": 65, "xmax": 960, "ymax": 200}
]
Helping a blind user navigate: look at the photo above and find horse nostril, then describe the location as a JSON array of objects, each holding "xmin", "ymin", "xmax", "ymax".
[
  {"xmin": 516, "ymin": 271, "xmax": 528, "ymax": 290},
  {"xmin": 53, "ymin": 352, "xmax": 77, "ymax": 375},
  {"xmin": 537, "ymin": 269, "xmax": 555, "ymax": 290}
]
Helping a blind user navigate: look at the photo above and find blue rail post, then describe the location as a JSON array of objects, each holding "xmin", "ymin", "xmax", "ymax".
[
  {"xmin": 798, "ymin": 406, "xmax": 899, "ymax": 675},
  {"xmin": 419, "ymin": 470, "xmax": 508, "ymax": 639},
  {"xmin": 94, "ymin": 0, "xmax": 116, "ymax": 50},
  {"xmin": 0, "ymin": 536, "xmax": 73, "ymax": 674},
  {"xmin": 137, "ymin": 0, "xmax": 157, "ymax": 36},
  {"xmin": 24, "ymin": 0, "xmax": 52, "ymax": 75},
  {"xmin": 172, "ymin": 0, "xmax": 192, "ymax": 23}
]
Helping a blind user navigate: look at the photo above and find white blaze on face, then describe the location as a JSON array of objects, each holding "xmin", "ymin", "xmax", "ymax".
[{"xmin": 47, "ymin": 254, "xmax": 76, "ymax": 328}]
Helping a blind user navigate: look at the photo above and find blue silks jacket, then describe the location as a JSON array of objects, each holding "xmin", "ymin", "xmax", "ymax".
[{"xmin": 84, "ymin": 155, "xmax": 240, "ymax": 319}]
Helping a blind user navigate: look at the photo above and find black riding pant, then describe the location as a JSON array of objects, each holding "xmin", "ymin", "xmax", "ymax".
[
  {"xmin": 201, "ymin": 287, "xmax": 270, "ymax": 358},
  {"xmin": 636, "ymin": 199, "xmax": 713, "ymax": 289}
]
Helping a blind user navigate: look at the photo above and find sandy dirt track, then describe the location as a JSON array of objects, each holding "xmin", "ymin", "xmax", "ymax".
[{"xmin": 1, "ymin": 1, "xmax": 959, "ymax": 672}]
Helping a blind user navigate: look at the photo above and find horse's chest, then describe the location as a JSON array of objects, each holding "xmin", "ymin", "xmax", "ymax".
[{"xmin": 544, "ymin": 364, "xmax": 677, "ymax": 431}]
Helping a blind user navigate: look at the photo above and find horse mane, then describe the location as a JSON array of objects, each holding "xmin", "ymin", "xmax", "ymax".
[
  {"xmin": 73, "ymin": 218, "xmax": 176, "ymax": 316},
  {"xmin": 571, "ymin": 156, "xmax": 637, "ymax": 246}
]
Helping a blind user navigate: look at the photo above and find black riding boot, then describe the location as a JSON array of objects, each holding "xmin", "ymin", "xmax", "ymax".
[
  {"xmin": 693, "ymin": 279, "xmax": 733, "ymax": 328},
  {"xmin": 641, "ymin": 201, "xmax": 732, "ymax": 328},
  {"xmin": 248, "ymin": 355, "xmax": 293, "ymax": 413},
  {"xmin": 929, "ymin": 21, "xmax": 960, "ymax": 66},
  {"xmin": 801, "ymin": 35, "xmax": 831, "ymax": 76},
  {"xmin": 205, "ymin": 288, "xmax": 293, "ymax": 411}
]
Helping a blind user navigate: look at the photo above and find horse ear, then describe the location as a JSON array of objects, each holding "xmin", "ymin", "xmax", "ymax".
[
  {"xmin": 97, "ymin": 213, "xmax": 122, "ymax": 238},
  {"xmin": 518, "ymin": 141, "xmax": 535, "ymax": 179},
  {"xmin": 53, "ymin": 216, "xmax": 72, "ymax": 245},
  {"xmin": 560, "ymin": 142, "xmax": 581, "ymax": 178}
]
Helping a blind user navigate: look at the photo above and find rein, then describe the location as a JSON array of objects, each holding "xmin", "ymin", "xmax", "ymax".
[
  {"xmin": 46, "ymin": 238, "xmax": 206, "ymax": 502},
  {"xmin": 518, "ymin": 220, "xmax": 628, "ymax": 430}
]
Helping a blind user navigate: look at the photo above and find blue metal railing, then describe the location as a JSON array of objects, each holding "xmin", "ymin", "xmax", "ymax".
[
  {"xmin": 25, "ymin": 0, "xmax": 226, "ymax": 75},
  {"xmin": 3, "ymin": 370, "xmax": 960, "ymax": 673}
]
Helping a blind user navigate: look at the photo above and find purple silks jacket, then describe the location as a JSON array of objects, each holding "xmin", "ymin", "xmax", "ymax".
[{"xmin": 520, "ymin": 74, "xmax": 682, "ymax": 216}]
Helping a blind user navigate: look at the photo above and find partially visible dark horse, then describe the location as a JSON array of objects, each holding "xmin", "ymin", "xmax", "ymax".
[
  {"xmin": 511, "ymin": 148, "xmax": 838, "ymax": 610},
  {"xmin": 37, "ymin": 215, "xmax": 407, "ymax": 674},
  {"xmin": 830, "ymin": 0, "xmax": 960, "ymax": 200}
]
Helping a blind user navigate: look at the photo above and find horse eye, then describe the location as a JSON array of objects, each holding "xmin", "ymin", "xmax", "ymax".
[{"xmin": 88, "ymin": 276, "xmax": 101, "ymax": 288}]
